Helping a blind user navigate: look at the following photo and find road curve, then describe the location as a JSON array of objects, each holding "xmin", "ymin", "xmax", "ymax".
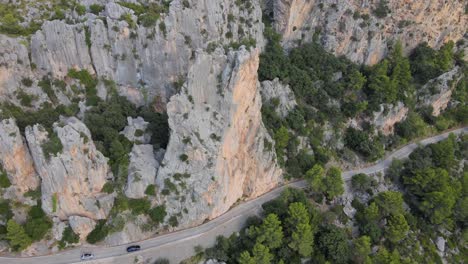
[{"xmin": 1, "ymin": 127, "xmax": 466, "ymax": 264}]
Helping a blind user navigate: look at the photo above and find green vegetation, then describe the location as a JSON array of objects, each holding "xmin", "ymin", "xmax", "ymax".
[
  {"xmin": 149, "ymin": 205, "xmax": 167, "ymax": 224},
  {"xmin": 67, "ymin": 69, "xmax": 99, "ymax": 106},
  {"xmin": 0, "ymin": 166, "xmax": 11, "ymax": 188},
  {"xmin": 42, "ymin": 132, "xmax": 63, "ymax": 160},
  {"xmin": 117, "ymin": 1, "xmax": 171, "ymax": 28},
  {"xmin": 24, "ymin": 202, "xmax": 52, "ymax": 241},
  {"xmin": 6, "ymin": 219, "xmax": 32, "ymax": 251},
  {"xmin": 258, "ymin": 24, "xmax": 465, "ymax": 181},
  {"xmin": 196, "ymin": 133, "xmax": 467, "ymax": 264},
  {"xmin": 89, "ymin": 4, "xmax": 104, "ymax": 15},
  {"xmin": 58, "ymin": 226, "xmax": 79, "ymax": 249},
  {"xmin": 128, "ymin": 198, "xmax": 151, "ymax": 215},
  {"xmin": 86, "ymin": 219, "xmax": 109, "ymax": 244},
  {"xmin": 145, "ymin": 184, "xmax": 156, "ymax": 196}
]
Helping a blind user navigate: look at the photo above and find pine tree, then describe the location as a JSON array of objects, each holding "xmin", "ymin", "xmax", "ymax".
[
  {"xmin": 6, "ymin": 219, "xmax": 32, "ymax": 251},
  {"xmin": 254, "ymin": 214, "xmax": 284, "ymax": 250}
]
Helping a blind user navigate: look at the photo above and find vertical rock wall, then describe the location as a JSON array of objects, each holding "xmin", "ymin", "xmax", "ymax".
[{"xmin": 156, "ymin": 47, "xmax": 282, "ymax": 228}]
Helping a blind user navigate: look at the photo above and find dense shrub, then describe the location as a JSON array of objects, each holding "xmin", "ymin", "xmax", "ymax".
[
  {"xmin": 149, "ymin": 205, "xmax": 167, "ymax": 224},
  {"xmin": 86, "ymin": 220, "xmax": 109, "ymax": 244}
]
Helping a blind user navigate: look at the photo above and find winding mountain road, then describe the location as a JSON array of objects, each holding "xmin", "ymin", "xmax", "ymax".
[{"xmin": 1, "ymin": 127, "xmax": 466, "ymax": 264}]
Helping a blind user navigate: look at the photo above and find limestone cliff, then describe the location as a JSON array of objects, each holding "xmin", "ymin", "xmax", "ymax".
[
  {"xmin": 0, "ymin": 119, "xmax": 39, "ymax": 195},
  {"xmin": 9, "ymin": 0, "xmax": 265, "ymax": 106},
  {"xmin": 272, "ymin": 0, "xmax": 467, "ymax": 64},
  {"xmin": 156, "ymin": 48, "xmax": 282, "ymax": 228},
  {"xmin": 418, "ymin": 66, "xmax": 464, "ymax": 116},
  {"xmin": 25, "ymin": 117, "xmax": 114, "ymax": 237}
]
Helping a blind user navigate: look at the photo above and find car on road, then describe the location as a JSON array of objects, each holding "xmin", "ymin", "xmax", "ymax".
[
  {"xmin": 81, "ymin": 253, "xmax": 94, "ymax": 261},
  {"xmin": 126, "ymin": 245, "xmax": 141, "ymax": 253}
]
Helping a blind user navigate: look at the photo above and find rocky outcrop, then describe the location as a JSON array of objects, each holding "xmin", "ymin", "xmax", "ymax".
[
  {"xmin": 69, "ymin": 215, "xmax": 96, "ymax": 241},
  {"xmin": 125, "ymin": 144, "xmax": 159, "ymax": 199},
  {"xmin": 418, "ymin": 66, "xmax": 463, "ymax": 116},
  {"xmin": 25, "ymin": 117, "xmax": 113, "ymax": 224},
  {"xmin": 260, "ymin": 78, "xmax": 297, "ymax": 118},
  {"xmin": 272, "ymin": 0, "xmax": 467, "ymax": 64},
  {"xmin": 24, "ymin": 0, "xmax": 265, "ymax": 106},
  {"xmin": 0, "ymin": 118, "xmax": 39, "ymax": 194},
  {"xmin": 372, "ymin": 102, "xmax": 408, "ymax": 135},
  {"xmin": 31, "ymin": 20, "xmax": 94, "ymax": 78},
  {"xmin": 156, "ymin": 47, "xmax": 282, "ymax": 228},
  {"xmin": 120, "ymin": 117, "xmax": 151, "ymax": 144}
]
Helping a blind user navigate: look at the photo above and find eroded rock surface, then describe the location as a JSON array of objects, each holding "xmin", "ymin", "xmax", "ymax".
[
  {"xmin": 418, "ymin": 66, "xmax": 463, "ymax": 116},
  {"xmin": 260, "ymin": 78, "xmax": 297, "ymax": 118},
  {"xmin": 0, "ymin": 118, "xmax": 39, "ymax": 194},
  {"xmin": 273, "ymin": 0, "xmax": 467, "ymax": 64},
  {"xmin": 156, "ymin": 47, "xmax": 282, "ymax": 228},
  {"xmin": 125, "ymin": 144, "xmax": 159, "ymax": 199},
  {"xmin": 25, "ymin": 117, "xmax": 113, "ymax": 221}
]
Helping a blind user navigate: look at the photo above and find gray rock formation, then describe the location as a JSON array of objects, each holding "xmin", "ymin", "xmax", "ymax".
[
  {"xmin": 23, "ymin": 0, "xmax": 265, "ymax": 106},
  {"xmin": 25, "ymin": 117, "xmax": 113, "ymax": 225},
  {"xmin": 0, "ymin": 118, "xmax": 39, "ymax": 194},
  {"xmin": 120, "ymin": 117, "xmax": 151, "ymax": 144},
  {"xmin": 272, "ymin": 0, "xmax": 467, "ymax": 64},
  {"xmin": 372, "ymin": 102, "xmax": 408, "ymax": 135},
  {"xmin": 418, "ymin": 66, "xmax": 463, "ymax": 116},
  {"xmin": 156, "ymin": 47, "xmax": 282, "ymax": 229},
  {"xmin": 260, "ymin": 78, "xmax": 297, "ymax": 118},
  {"xmin": 69, "ymin": 215, "xmax": 97, "ymax": 241},
  {"xmin": 125, "ymin": 144, "xmax": 159, "ymax": 199}
]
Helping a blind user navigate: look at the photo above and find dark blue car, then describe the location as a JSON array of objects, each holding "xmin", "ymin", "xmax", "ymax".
[{"xmin": 126, "ymin": 245, "xmax": 141, "ymax": 253}]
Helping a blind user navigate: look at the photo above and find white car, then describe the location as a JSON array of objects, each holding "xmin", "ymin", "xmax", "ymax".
[{"xmin": 81, "ymin": 253, "xmax": 94, "ymax": 261}]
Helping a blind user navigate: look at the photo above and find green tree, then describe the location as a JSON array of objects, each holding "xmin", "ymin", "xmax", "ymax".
[
  {"xmin": 364, "ymin": 202, "xmax": 380, "ymax": 222},
  {"xmin": 6, "ymin": 219, "xmax": 32, "ymax": 251},
  {"xmin": 254, "ymin": 214, "xmax": 284, "ymax": 250},
  {"xmin": 367, "ymin": 60, "xmax": 397, "ymax": 106},
  {"xmin": 385, "ymin": 214, "xmax": 409, "ymax": 243},
  {"xmin": 404, "ymin": 168, "xmax": 460, "ymax": 224},
  {"xmin": 372, "ymin": 248, "xmax": 401, "ymax": 264},
  {"xmin": 242, "ymin": 242, "xmax": 274, "ymax": 264},
  {"xmin": 351, "ymin": 173, "xmax": 373, "ymax": 192},
  {"xmin": 24, "ymin": 203, "xmax": 52, "ymax": 241},
  {"xmin": 286, "ymin": 202, "xmax": 314, "ymax": 257},
  {"xmin": 375, "ymin": 191, "xmax": 404, "ymax": 217},
  {"xmin": 389, "ymin": 41, "xmax": 412, "ymax": 100},
  {"xmin": 323, "ymin": 167, "xmax": 344, "ymax": 200},
  {"xmin": 289, "ymin": 222, "xmax": 314, "ymax": 257},
  {"xmin": 274, "ymin": 126, "xmax": 290, "ymax": 150},
  {"xmin": 305, "ymin": 164, "xmax": 325, "ymax": 193},
  {"xmin": 352, "ymin": 236, "xmax": 372, "ymax": 264},
  {"xmin": 238, "ymin": 251, "xmax": 255, "ymax": 264},
  {"xmin": 317, "ymin": 225, "xmax": 350, "ymax": 264}
]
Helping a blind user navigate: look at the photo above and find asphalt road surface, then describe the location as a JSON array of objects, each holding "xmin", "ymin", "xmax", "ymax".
[{"xmin": 1, "ymin": 127, "xmax": 466, "ymax": 264}]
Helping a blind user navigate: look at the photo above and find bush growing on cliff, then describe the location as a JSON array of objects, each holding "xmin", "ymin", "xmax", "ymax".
[
  {"xmin": 42, "ymin": 132, "xmax": 64, "ymax": 160},
  {"xmin": 86, "ymin": 220, "xmax": 109, "ymax": 244},
  {"xmin": 24, "ymin": 203, "xmax": 52, "ymax": 241},
  {"xmin": 0, "ymin": 167, "xmax": 11, "ymax": 188},
  {"xmin": 58, "ymin": 226, "xmax": 79, "ymax": 249},
  {"xmin": 6, "ymin": 219, "xmax": 32, "ymax": 251}
]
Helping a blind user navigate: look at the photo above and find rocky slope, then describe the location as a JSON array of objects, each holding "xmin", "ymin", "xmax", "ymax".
[
  {"xmin": 156, "ymin": 47, "xmax": 282, "ymax": 228},
  {"xmin": 0, "ymin": 119, "xmax": 39, "ymax": 195},
  {"xmin": 25, "ymin": 117, "xmax": 114, "ymax": 238},
  {"xmin": 272, "ymin": 0, "xmax": 467, "ymax": 64}
]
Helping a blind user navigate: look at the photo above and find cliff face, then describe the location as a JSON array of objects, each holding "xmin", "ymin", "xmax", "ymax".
[
  {"xmin": 273, "ymin": 0, "xmax": 467, "ymax": 64},
  {"xmin": 418, "ymin": 66, "xmax": 463, "ymax": 116},
  {"xmin": 156, "ymin": 48, "xmax": 282, "ymax": 228},
  {"xmin": 0, "ymin": 119, "xmax": 39, "ymax": 194},
  {"xmin": 25, "ymin": 117, "xmax": 113, "ymax": 237},
  {"xmin": 11, "ymin": 0, "xmax": 265, "ymax": 106}
]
